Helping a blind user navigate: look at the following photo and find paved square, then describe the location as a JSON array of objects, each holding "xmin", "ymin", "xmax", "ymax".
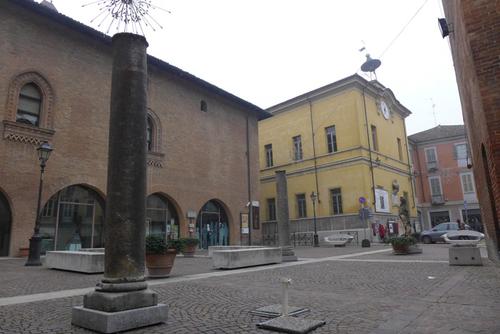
[{"xmin": 0, "ymin": 245, "xmax": 498, "ymax": 333}]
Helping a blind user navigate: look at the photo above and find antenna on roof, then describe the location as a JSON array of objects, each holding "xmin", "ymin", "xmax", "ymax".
[
  {"xmin": 430, "ymin": 98, "xmax": 437, "ymax": 126},
  {"xmin": 359, "ymin": 44, "xmax": 381, "ymax": 81}
]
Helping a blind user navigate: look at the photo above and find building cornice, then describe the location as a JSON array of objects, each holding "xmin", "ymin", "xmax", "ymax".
[
  {"xmin": 260, "ymin": 156, "xmax": 411, "ymax": 183},
  {"xmin": 265, "ymin": 74, "xmax": 411, "ymax": 119},
  {"xmin": 5, "ymin": 0, "xmax": 270, "ymax": 120}
]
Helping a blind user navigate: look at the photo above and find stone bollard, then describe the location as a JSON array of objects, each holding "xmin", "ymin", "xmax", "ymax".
[{"xmin": 281, "ymin": 277, "xmax": 292, "ymax": 316}]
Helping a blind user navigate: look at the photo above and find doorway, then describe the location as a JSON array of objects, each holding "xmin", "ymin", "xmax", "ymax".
[
  {"xmin": 0, "ymin": 192, "xmax": 12, "ymax": 256},
  {"xmin": 197, "ymin": 200, "xmax": 229, "ymax": 249}
]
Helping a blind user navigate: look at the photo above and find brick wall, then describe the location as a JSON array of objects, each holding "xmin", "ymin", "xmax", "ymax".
[
  {"xmin": 0, "ymin": 2, "xmax": 262, "ymax": 255},
  {"xmin": 442, "ymin": 0, "xmax": 500, "ymax": 262}
]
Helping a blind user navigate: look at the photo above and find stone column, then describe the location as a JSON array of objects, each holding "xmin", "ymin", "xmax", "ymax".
[
  {"xmin": 276, "ymin": 170, "xmax": 297, "ymax": 261},
  {"xmin": 72, "ymin": 33, "xmax": 167, "ymax": 334}
]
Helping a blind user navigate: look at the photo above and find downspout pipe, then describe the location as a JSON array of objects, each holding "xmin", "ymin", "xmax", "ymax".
[
  {"xmin": 403, "ymin": 124, "xmax": 416, "ymax": 210},
  {"xmin": 308, "ymin": 100, "xmax": 320, "ymax": 203},
  {"xmin": 362, "ymin": 87, "xmax": 377, "ymax": 208},
  {"xmin": 246, "ymin": 115, "xmax": 252, "ymax": 245}
]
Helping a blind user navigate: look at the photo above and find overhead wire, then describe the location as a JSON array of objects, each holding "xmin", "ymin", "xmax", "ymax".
[{"xmin": 379, "ymin": 0, "xmax": 430, "ymax": 59}]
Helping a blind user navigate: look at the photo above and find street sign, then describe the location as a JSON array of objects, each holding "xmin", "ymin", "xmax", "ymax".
[
  {"xmin": 359, "ymin": 196, "xmax": 366, "ymax": 204},
  {"xmin": 359, "ymin": 207, "xmax": 370, "ymax": 220}
]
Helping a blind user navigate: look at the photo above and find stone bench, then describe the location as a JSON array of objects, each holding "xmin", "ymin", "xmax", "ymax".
[
  {"xmin": 321, "ymin": 234, "xmax": 354, "ymax": 247},
  {"xmin": 212, "ymin": 247, "xmax": 282, "ymax": 269},
  {"xmin": 208, "ymin": 245, "xmax": 264, "ymax": 258},
  {"xmin": 45, "ymin": 250, "xmax": 104, "ymax": 273}
]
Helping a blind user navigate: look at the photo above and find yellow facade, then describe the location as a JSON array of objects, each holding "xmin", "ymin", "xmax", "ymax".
[{"xmin": 259, "ymin": 75, "xmax": 416, "ymax": 230}]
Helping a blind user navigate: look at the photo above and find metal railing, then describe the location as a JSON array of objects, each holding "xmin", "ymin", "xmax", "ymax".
[
  {"xmin": 431, "ymin": 194, "xmax": 445, "ymax": 205},
  {"xmin": 291, "ymin": 232, "xmax": 314, "ymax": 247}
]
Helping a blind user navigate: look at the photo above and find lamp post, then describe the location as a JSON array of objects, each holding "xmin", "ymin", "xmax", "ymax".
[
  {"xmin": 310, "ymin": 191, "xmax": 319, "ymax": 247},
  {"xmin": 25, "ymin": 141, "xmax": 53, "ymax": 266}
]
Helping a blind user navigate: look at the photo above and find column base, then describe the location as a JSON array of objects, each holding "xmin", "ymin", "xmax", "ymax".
[{"xmin": 72, "ymin": 304, "xmax": 168, "ymax": 333}]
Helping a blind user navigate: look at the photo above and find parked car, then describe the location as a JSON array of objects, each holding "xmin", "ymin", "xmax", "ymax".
[{"xmin": 421, "ymin": 222, "xmax": 470, "ymax": 244}]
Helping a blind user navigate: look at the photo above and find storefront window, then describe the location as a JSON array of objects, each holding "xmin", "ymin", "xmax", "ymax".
[
  {"xmin": 39, "ymin": 185, "xmax": 104, "ymax": 253},
  {"xmin": 146, "ymin": 194, "xmax": 179, "ymax": 241}
]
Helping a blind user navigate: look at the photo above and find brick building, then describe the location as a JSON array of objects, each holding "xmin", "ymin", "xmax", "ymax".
[
  {"xmin": 0, "ymin": 0, "xmax": 268, "ymax": 257},
  {"xmin": 408, "ymin": 125, "xmax": 481, "ymax": 231},
  {"xmin": 441, "ymin": 0, "xmax": 500, "ymax": 262}
]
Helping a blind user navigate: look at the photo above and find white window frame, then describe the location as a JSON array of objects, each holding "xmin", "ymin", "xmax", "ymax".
[
  {"xmin": 428, "ymin": 176, "xmax": 443, "ymax": 196},
  {"xmin": 460, "ymin": 172, "xmax": 475, "ymax": 194},
  {"xmin": 292, "ymin": 135, "xmax": 303, "ymax": 161},
  {"xmin": 265, "ymin": 144, "xmax": 273, "ymax": 168},
  {"xmin": 424, "ymin": 147, "xmax": 438, "ymax": 163},
  {"xmin": 454, "ymin": 142, "xmax": 468, "ymax": 167},
  {"xmin": 325, "ymin": 125, "xmax": 337, "ymax": 153}
]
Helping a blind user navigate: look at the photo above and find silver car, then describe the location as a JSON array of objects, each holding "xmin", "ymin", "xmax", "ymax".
[{"xmin": 421, "ymin": 222, "xmax": 470, "ymax": 244}]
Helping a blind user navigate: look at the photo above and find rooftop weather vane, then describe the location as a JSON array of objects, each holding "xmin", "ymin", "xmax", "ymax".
[{"xmin": 82, "ymin": 0, "xmax": 170, "ymax": 36}]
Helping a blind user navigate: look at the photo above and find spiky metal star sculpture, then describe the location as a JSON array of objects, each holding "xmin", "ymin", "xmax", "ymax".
[{"xmin": 82, "ymin": 0, "xmax": 170, "ymax": 36}]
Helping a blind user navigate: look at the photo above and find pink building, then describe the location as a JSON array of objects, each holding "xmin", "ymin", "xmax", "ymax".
[{"xmin": 409, "ymin": 125, "xmax": 482, "ymax": 230}]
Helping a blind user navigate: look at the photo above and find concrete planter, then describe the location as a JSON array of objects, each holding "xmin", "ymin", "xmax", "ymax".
[{"xmin": 145, "ymin": 249, "xmax": 176, "ymax": 278}]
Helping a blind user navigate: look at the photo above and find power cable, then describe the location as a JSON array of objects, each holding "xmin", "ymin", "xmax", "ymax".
[{"xmin": 379, "ymin": 0, "xmax": 430, "ymax": 59}]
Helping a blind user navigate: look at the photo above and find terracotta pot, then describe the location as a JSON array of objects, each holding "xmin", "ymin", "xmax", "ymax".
[
  {"xmin": 18, "ymin": 247, "xmax": 29, "ymax": 257},
  {"xmin": 181, "ymin": 244, "xmax": 197, "ymax": 258},
  {"xmin": 146, "ymin": 249, "xmax": 177, "ymax": 278},
  {"xmin": 392, "ymin": 243, "xmax": 410, "ymax": 255}
]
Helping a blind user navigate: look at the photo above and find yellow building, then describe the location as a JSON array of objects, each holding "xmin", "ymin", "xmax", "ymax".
[{"xmin": 259, "ymin": 74, "xmax": 417, "ymax": 241}]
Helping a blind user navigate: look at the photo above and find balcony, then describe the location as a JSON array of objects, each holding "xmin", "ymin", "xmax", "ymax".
[
  {"xmin": 427, "ymin": 161, "xmax": 438, "ymax": 172},
  {"xmin": 431, "ymin": 194, "xmax": 445, "ymax": 205}
]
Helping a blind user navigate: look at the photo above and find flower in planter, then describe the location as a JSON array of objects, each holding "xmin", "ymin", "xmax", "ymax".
[
  {"xmin": 146, "ymin": 235, "xmax": 177, "ymax": 254},
  {"xmin": 389, "ymin": 235, "xmax": 417, "ymax": 247}
]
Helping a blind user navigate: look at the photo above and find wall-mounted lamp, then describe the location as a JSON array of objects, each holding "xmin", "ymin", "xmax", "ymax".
[{"xmin": 438, "ymin": 18, "xmax": 452, "ymax": 38}]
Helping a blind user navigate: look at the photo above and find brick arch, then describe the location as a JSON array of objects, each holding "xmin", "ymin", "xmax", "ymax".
[
  {"xmin": 146, "ymin": 191, "xmax": 183, "ymax": 222},
  {"xmin": 44, "ymin": 178, "xmax": 106, "ymax": 208},
  {"xmin": 5, "ymin": 71, "xmax": 55, "ymax": 129}
]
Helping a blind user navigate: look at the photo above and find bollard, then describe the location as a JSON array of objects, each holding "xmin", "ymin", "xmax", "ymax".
[{"xmin": 281, "ymin": 278, "xmax": 292, "ymax": 316}]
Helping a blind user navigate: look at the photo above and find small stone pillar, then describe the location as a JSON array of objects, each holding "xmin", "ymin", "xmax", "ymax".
[
  {"xmin": 276, "ymin": 171, "xmax": 297, "ymax": 261},
  {"xmin": 72, "ymin": 33, "xmax": 167, "ymax": 333}
]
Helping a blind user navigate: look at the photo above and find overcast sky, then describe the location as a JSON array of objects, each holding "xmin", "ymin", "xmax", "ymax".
[{"xmin": 46, "ymin": 0, "xmax": 463, "ymax": 135}]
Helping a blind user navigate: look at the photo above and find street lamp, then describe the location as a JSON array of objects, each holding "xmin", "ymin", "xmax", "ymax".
[
  {"xmin": 310, "ymin": 191, "xmax": 319, "ymax": 247},
  {"xmin": 25, "ymin": 141, "xmax": 53, "ymax": 266}
]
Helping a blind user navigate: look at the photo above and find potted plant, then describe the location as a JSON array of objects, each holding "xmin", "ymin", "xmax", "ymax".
[
  {"xmin": 389, "ymin": 235, "xmax": 417, "ymax": 255},
  {"xmin": 145, "ymin": 235, "xmax": 177, "ymax": 278},
  {"xmin": 179, "ymin": 237, "xmax": 199, "ymax": 258}
]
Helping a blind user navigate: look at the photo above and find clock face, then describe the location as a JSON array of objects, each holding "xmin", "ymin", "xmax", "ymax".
[{"xmin": 380, "ymin": 100, "xmax": 390, "ymax": 120}]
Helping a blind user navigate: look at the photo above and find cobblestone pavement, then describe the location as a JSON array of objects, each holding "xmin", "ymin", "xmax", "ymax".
[
  {"xmin": 0, "ymin": 245, "xmax": 499, "ymax": 333},
  {"xmin": 0, "ymin": 245, "xmax": 384, "ymax": 299}
]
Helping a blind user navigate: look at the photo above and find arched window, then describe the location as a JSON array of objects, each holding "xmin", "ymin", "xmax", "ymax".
[
  {"xmin": 146, "ymin": 194, "xmax": 180, "ymax": 240},
  {"xmin": 200, "ymin": 100, "xmax": 208, "ymax": 112},
  {"xmin": 39, "ymin": 185, "xmax": 105, "ymax": 252},
  {"xmin": 147, "ymin": 117, "xmax": 153, "ymax": 152},
  {"xmin": 16, "ymin": 83, "xmax": 42, "ymax": 126}
]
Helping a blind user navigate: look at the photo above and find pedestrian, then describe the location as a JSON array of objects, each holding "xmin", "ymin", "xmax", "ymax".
[
  {"xmin": 378, "ymin": 223, "xmax": 386, "ymax": 241},
  {"xmin": 457, "ymin": 218, "xmax": 465, "ymax": 230}
]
